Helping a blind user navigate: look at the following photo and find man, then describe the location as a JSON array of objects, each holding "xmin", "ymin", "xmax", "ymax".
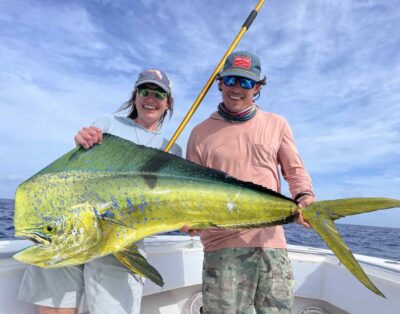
[{"xmin": 185, "ymin": 51, "xmax": 315, "ymax": 313}]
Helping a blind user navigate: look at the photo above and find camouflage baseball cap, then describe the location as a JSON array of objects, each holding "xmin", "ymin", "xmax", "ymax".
[
  {"xmin": 219, "ymin": 51, "xmax": 261, "ymax": 81},
  {"xmin": 134, "ymin": 69, "xmax": 172, "ymax": 94}
]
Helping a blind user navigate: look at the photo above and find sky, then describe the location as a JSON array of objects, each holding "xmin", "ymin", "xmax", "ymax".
[{"xmin": 0, "ymin": 0, "xmax": 399, "ymax": 228}]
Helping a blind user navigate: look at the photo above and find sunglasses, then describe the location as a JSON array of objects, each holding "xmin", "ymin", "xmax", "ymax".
[
  {"xmin": 137, "ymin": 87, "xmax": 168, "ymax": 100},
  {"xmin": 222, "ymin": 76, "xmax": 256, "ymax": 89}
]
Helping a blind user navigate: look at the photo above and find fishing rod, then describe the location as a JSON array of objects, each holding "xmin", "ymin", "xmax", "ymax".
[{"xmin": 164, "ymin": 0, "xmax": 265, "ymax": 153}]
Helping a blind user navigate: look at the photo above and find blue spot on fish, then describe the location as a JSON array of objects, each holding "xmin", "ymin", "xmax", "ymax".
[
  {"xmin": 111, "ymin": 197, "xmax": 124, "ymax": 218},
  {"xmin": 102, "ymin": 210, "xmax": 115, "ymax": 219},
  {"xmin": 112, "ymin": 197, "xmax": 120, "ymax": 211},
  {"xmin": 139, "ymin": 196, "xmax": 148, "ymax": 215},
  {"xmin": 126, "ymin": 197, "xmax": 135, "ymax": 214}
]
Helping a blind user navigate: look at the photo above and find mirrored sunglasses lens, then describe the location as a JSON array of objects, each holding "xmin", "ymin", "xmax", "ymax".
[
  {"xmin": 154, "ymin": 90, "xmax": 167, "ymax": 100},
  {"xmin": 138, "ymin": 88, "xmax": 150, "ymax": 97},
  {"xmin": 223, "ymin": 76, "xmax": 237, "ymax": 86},
  {"xmin": 240, "ymin": 78, "xmax": 256, "ymax": 89}
]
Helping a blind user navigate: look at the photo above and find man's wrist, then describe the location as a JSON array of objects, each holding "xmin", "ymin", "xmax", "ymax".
[{"xmin": 294, "ymin": 192, "xmax": 314, "ymax": 202}]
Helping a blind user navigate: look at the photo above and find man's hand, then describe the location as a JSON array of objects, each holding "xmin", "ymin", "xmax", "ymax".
[
  {"xmin": 74, "ymin": 126, "xmax": 103, "ymax": 149},
  {"xmin": 180, "ymin": 225, "xmax": 199, "ymax": 237},
  {"xmin": 295, "ymin": 194, "xmax": 315, "ymax": 228}
]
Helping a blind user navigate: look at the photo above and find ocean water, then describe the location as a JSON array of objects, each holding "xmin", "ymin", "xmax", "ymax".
[
  {"xmin": 1, "ymin": 198, "xmax": 15, "ymax": 240},
  {"xmin": 1, "ymin": 198, "xmax": 399, "ymax": 261}
]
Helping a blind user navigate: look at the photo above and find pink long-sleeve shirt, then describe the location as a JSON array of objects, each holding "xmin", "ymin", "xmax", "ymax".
[{"xmin": 186, "ymin": 110, "xmax": 314, "ymax": 252}]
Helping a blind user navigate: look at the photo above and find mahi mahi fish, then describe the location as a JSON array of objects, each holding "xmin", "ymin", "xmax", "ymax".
[{"xmin": 14, "ymin": 134, "xmax": 400, "ymax": 297}]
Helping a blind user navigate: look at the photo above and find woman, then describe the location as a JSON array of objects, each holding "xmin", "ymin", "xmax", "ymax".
[{"xmin": 18, "ymin": 69, "xmax": 182, "ymax": 314}]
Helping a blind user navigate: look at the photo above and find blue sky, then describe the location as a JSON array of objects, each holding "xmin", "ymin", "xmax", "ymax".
[{"xmin": 0, "ymin": 0, "xmax": 399, "ymax": 227}]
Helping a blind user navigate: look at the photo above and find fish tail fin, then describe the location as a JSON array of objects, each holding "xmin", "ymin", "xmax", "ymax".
[
  {"xmin": 308, "ymin": 198, "xmax": 400, "ymax": 220},
  {"xmin": 303, "ymin": 197, "xmax": 400, "ymax": 297}
]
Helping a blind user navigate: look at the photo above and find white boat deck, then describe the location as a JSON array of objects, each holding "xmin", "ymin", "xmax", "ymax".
[{"xmin": 1, "ymin": 236, "xmax": 399, "ymax": 314}]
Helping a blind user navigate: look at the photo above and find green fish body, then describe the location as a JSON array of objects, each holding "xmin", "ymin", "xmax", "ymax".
[{"xmin": 14, "ymin": 134, "xmax": 400, "ymax": 296}]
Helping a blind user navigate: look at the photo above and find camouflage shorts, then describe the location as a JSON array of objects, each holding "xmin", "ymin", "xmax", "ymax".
[{"xmin": 202, "ymin": 248, "xmax": 294, "ymax": 314}]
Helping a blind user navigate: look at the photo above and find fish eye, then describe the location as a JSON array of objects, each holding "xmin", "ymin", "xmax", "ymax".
[{"xmin": 46, "ymin": 226, "xmax": 53, "ymax": 232}]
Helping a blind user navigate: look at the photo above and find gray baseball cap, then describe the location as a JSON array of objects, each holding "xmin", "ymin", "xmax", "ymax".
[
  {"xmin": 134, "ymin": 69, "xmax": 172, "ymax": 94},
  {"xmin": 219, "ymin": 51, "xmax": 261, "ymax": 81}
]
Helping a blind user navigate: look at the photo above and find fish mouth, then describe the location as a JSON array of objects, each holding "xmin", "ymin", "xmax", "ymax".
[{"xmin": 16, "ymin": 231, "xmax": 52, "ymax": 247}]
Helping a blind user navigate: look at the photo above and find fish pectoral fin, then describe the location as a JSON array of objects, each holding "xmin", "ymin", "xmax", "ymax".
[
  {"xmin": 99, "ymin": 210, "xmax": 135, "ymax": 229},
  {"xmin": 114, "ymin": 244, "xmax": 164, "ymax": 287},
  {"xmin": 310, "ymin": 216, "xmax": 385, "ymax": 297}
]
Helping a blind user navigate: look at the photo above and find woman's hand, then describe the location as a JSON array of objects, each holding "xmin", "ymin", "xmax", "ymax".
[{"xmin": 74, "ymin": 126, "xmax": 103, "ymax": 149}]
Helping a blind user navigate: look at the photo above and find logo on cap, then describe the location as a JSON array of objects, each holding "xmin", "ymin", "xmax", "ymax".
[
  {"xmin": 146, "ymin": 69, "xmax": 163, "ymax": 80},
  {"xmin": 232, "ymin": 56, "xmax": 251, "ymax": 69}
]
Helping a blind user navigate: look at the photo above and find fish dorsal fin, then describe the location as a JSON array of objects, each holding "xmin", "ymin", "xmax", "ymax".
[
  {"xmin": 35, "ymin": 134, "xmax": 169, "ymax": 175},
  {"xmin": 114, "ymin": 243, "xmax": 164, "ymax": 287},
  {"xmin": 36, "ymin": 133, "xmax": 234, "ymax": 178},
  {"xmin": 30, "ymin": 134, "xmax": 293, "ymax": 201}
]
